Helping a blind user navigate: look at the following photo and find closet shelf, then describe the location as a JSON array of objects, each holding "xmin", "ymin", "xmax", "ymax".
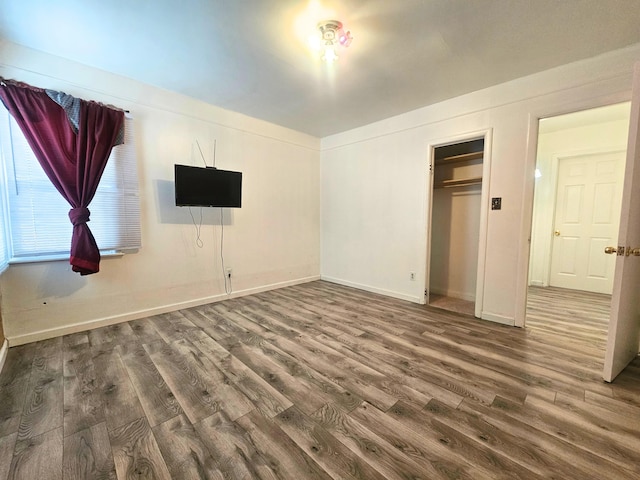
[
  {"xmin": 434, "ymin": 177, "xmax": 483, "ymax": 188},
  {"xmin": 436, "ymin": 151, "xmax": 483, "ymax": 165}
]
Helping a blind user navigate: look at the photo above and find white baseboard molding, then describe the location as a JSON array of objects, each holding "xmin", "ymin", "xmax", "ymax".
[
  {"xmin": 429, "ymin": 287, "xmax": 476, "ymax": 302},
  {"xmin": 8, "ymin": 275, "xmax": 320, "ymax": 346},
  {"xmin": 528, "ymin": 280, "xmax": 546, "ymax": 287},
  {"xmin": 321, "ymin": 275, "xmax": 423, "ymax": 304},
  {"xmin": 0, "ymin": 339, "xmax": 8, "ymax": 374},
  {"xmin": 481, "ymin": 311, "xmax": 515, "ymax": 326}
]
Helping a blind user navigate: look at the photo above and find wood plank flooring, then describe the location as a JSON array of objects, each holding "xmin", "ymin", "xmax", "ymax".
[
  {"xmin": 1, "ymin": 281, "xmax": 639, "ymax": 479},
  {"xmin": 526, "ymin": 285, "xmax": 611, "ymax": 350},
  {"xmin": 428, "ymin": 294, "xmax": 475, "ymax": 316}
]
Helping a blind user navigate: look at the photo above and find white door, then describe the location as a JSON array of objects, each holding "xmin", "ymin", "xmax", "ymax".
[
  {"xmin": 603, "ymin": 63, "xmax": 640, "ymax": 382},
  {"xmin": 549, "ymin": 152, "xmax": 624, "ymax": 293}
]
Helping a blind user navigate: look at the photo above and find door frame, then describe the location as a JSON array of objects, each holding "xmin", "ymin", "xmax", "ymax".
[
  {"xmin": 424, "ymin": 128, "xmax": 493, "ymax": 318},
  {"xmin": 516, "ymin": 97, "xmax": 632, "ymax": 327}
]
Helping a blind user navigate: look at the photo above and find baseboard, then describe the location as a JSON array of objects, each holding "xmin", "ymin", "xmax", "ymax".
[
  {"xmin": 481, "ymin": 311, "xmax": 515, "ymax": 326},
  {"xmin": 529, "ymin": 280, "xmax": 546, "ymax": 287},
  {"xmin": 0, "ymin": 340, "xmax": 8, "ymax": 374},
  {"xmin": 320, "ymin": 275, "xmax": 423, "ymax": 303},
  {"xmin": 429, "ymin": 287, "xmax": 476, "ymax": 302},
  {"xmin": 8, "ymin": 275, "xmax": 320, "ymax": 346}
]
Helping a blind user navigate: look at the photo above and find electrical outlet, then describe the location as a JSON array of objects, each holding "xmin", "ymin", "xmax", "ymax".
[
  {"xmin": 225, "ymin": 268, "xmax": 232, "ymax": 278},
  {"xmin": 410, "ymin": 272, "xmax": 416, "ymax": 281}
]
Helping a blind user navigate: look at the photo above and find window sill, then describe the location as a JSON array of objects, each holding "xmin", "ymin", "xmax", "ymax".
[{"xmin": 9, "ymin": 250, "xmax": 126, "ymax": 265}]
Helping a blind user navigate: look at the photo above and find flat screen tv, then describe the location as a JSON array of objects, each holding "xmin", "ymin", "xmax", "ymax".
[{"xmin": 175, "ymin": 164, "xmax": 242, "ymax": 208}]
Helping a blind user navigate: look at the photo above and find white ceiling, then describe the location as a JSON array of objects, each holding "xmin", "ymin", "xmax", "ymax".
[{"xmin": 1, "ymin": 0, "xmax": 640, "ymax": 137}]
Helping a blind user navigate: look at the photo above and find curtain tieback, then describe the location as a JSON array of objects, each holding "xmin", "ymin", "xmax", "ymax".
[{"xmin": 69, "ymin": 207, "xmax": 90, "ymax": 225}]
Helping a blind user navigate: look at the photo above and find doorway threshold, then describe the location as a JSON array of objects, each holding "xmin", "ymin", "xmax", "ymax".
[{"xmin": 429, "ymin": 294, "xmax": 475, "ymax": 316}]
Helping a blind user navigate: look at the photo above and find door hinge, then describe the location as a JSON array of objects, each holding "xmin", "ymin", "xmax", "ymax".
[{"xmin": 424, "ymin": 289, "xmax": 428, "ymax": 296}]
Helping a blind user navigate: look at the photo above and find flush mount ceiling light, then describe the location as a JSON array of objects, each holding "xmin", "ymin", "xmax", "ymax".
[{"xmin": 312, "ymin": 20, "xmax": 353, "ymax": 63}]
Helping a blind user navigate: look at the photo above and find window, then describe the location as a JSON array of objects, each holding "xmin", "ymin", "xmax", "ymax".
[
  {"xmin": 0, "ymin": 153, "xmax": 8, "ymax": 274},
  {"xmin": 0, "ymin": 109, "xmax": 141, "ymax": 262}
]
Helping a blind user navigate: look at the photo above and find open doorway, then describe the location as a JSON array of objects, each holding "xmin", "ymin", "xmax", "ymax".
[
  {"xmin": 526, "ymin": 102, "xmax": 631, "ymax": 343},
  {"xmin": 425, "ymin": 130, "xmax": 492, "ymax": 319}
]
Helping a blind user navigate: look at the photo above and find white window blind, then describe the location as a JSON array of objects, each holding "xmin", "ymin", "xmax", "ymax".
[
  {"xmin": 0, "ymin": 152, "xmax": 8, "ymax": 274},
  {"xmin": 0, "ymin": 109, "xmax": 141, "ymax": 260}
]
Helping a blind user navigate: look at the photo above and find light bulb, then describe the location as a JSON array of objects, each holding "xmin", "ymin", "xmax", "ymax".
[{"xmin": 322, "ymin": 45, "xmax": 338, "ymax": 63}]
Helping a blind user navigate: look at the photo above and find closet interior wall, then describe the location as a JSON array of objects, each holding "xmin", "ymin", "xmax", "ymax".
[{"xmin": 429, "ymin": 139, "xmax": 484, "ymax": 313}]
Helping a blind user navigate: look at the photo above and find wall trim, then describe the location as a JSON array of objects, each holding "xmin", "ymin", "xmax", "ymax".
[
  {"xmin": 7, "ymin": 275, "xmax": 320, "ymax": 346},
  {"xmin": 429, "ymin": 288, "xmax": 476, "ymax": 303},
  {"xmin": 481, "ymin": 311, "xmax": 516, "ymax": 326},
  {"xmin": 0, "ymin": 340, "xmax": 8, "ymax": 374},
  {"xmin": 321, "ymin": 275, "xmax": 423, "ymax": 303}
]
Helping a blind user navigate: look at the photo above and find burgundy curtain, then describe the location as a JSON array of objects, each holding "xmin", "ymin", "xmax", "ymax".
[{"xmin": 0, "ymin": 79, "xmax": 124, "ymax": 275}]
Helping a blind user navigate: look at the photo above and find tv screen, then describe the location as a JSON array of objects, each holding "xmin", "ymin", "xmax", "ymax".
[{"xmin": 175, "ymin": 164, "xmax": 242, "ymax": 208}]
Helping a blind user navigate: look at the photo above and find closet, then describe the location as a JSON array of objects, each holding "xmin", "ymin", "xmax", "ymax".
[{"xmin": 428, "ymin": 138, "xmax": 484, "ymax": 316}]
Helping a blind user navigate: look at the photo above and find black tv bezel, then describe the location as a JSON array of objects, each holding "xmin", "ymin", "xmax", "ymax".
[{"xmin": 174, "ymin": 164, "xmax": 242, "ymax": 208}]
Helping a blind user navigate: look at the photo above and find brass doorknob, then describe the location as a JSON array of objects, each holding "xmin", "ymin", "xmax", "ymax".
[
  {"xmin": 604, "ymin": 246, "xmax": 617, "ymax": 254},
  {"xmin": 554, "ymin": 230, "xmax": 561, "ymax": 236}
]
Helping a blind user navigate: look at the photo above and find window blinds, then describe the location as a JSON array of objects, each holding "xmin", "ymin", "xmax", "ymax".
[
  {"xmin": 0, "ymin": 155, "xmax": 8, "ymax": 274},
  {"xmin": 0, "ymin": 111, "xmax": 141, "ymax": 260}
]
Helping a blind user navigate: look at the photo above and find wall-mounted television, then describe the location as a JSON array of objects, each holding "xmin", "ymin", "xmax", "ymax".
[{"xmin": 174, "ymin": 164, "xmax": 242, "ymax": 208}]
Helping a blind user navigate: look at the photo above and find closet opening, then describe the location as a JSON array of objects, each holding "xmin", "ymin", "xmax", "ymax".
[{"xmin": 427, "ymin": 137, "xmax": 486, "ymax": 317}]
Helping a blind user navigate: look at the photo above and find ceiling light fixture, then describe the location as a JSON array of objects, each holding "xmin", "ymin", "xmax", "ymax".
[{"xmin": 314, "ymin": 20, "xmax": 352, "ymax": 63}]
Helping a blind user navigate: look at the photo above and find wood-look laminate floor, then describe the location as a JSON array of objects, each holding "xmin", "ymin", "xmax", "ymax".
[
  {"xmin": 526, "ymin": 285, "xmax": 611, "ymax": 349},
  {"xmin": 428, "ymin": 294, "xmax": 475, "ymax": 317},
  {"xmin": 1, "ymin": 281, "xmax": 639, "ymax": 479}
]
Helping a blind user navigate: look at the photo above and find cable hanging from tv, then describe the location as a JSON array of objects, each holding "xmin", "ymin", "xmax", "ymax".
[
  {"xmin": 175, "ymin": 138, "xmax": 242, "ymax": 208},
  {"xmin": 177, "ymin": 138, "xmax": 239, "ymax": 295},
  {"xmin": 196, "ymin": 139, "xmax": 217, "ymax": 169}
]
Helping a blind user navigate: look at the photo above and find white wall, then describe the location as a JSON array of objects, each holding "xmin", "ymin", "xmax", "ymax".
[
  {"xmin": 529, "ymin": 112, "xmax": 630, "ymax": 287},
  {"xmin": 430, "ymin": 187, "xmax": 481, "ymax": 301},
  {"xmin": 321, "ymin": 43, "xmax": 640, "ymax": 325},
  {"xmin": 2, "ymin": 41, "xmax": 639, "ymax": 340},
  {"xmin": 0, "ymin": 41, "xmax": 321, "ymax": 344}
]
